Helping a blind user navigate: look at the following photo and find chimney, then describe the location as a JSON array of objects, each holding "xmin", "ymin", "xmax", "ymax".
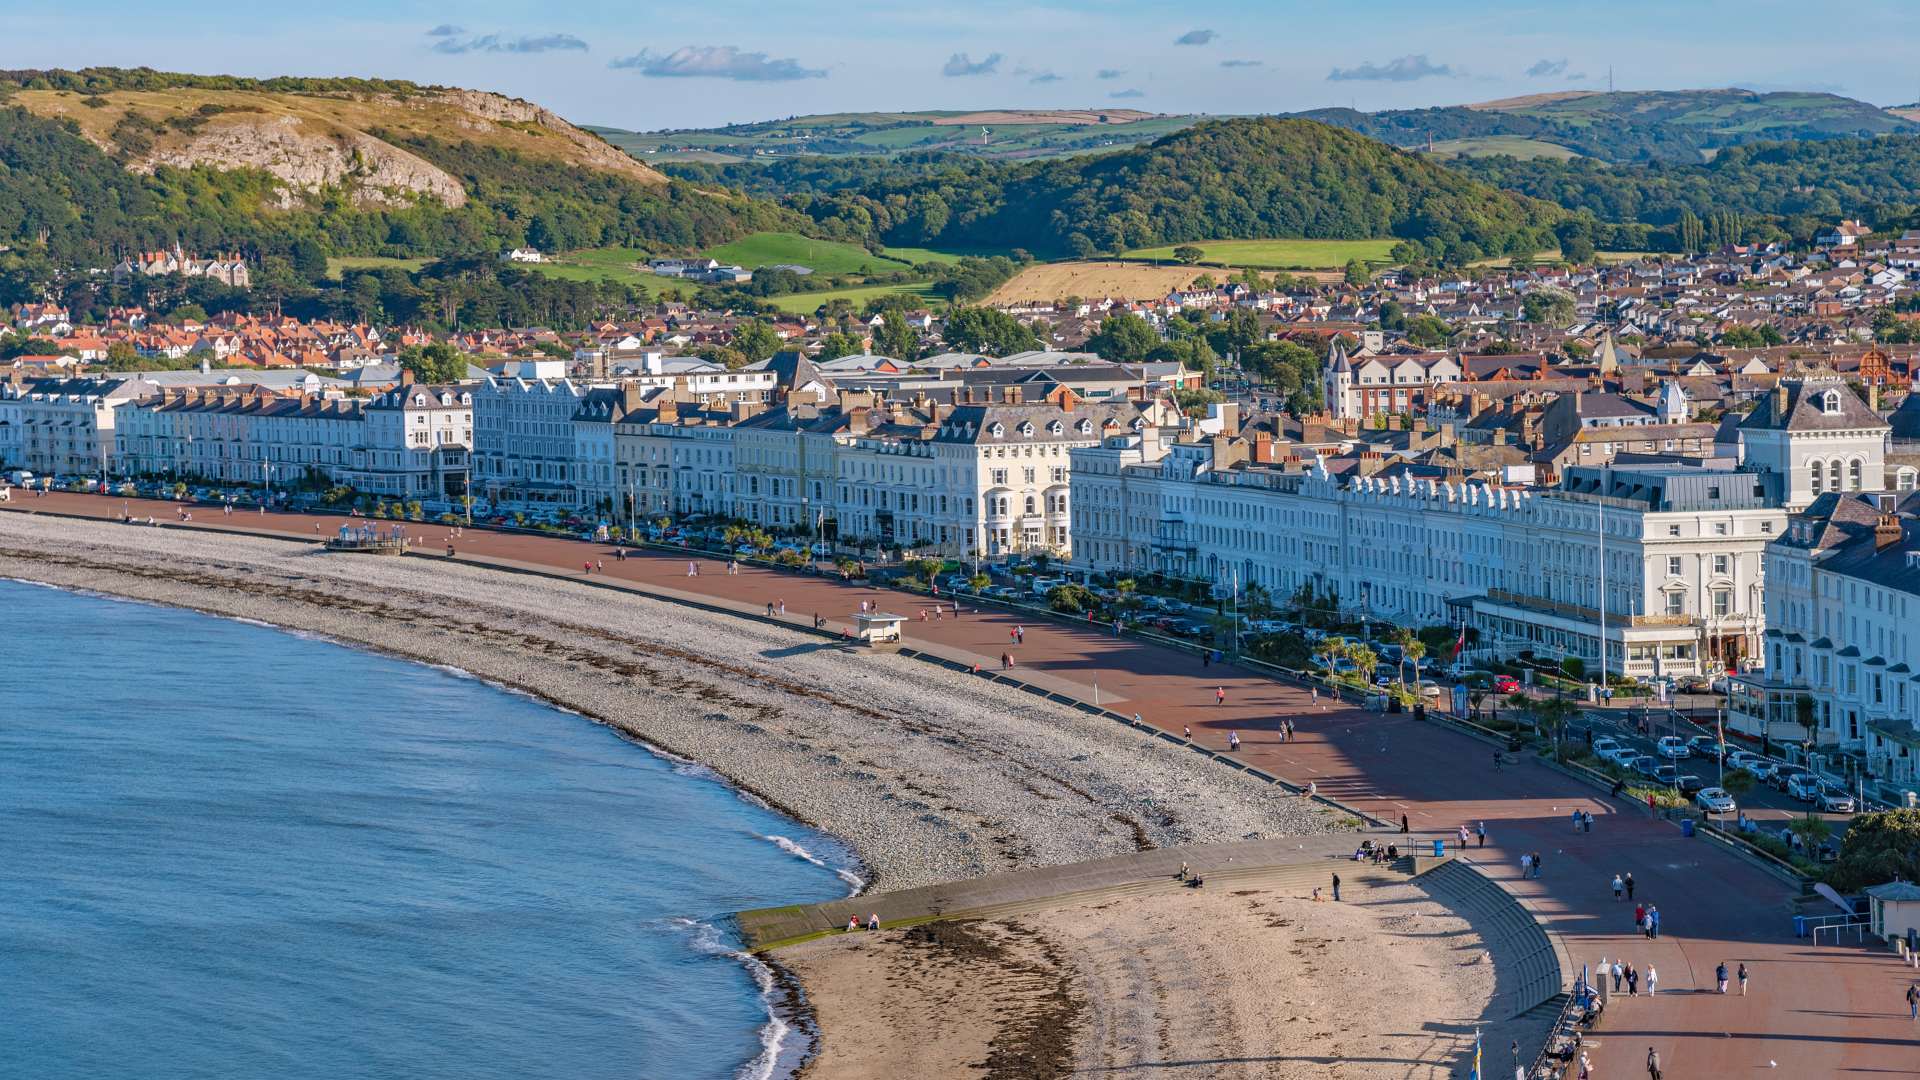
[
  {"xmin": 1059, "ymin": 389, "xmax": 1075, "ymax": 413},
  {"xmin": 1774, "ymin": 383, "xmax": 1788, "ymax": 417},
  {"xmin": 1251, "ymin": 430, "xmax": 1275, "ymax": 463},
  {"xmin": 621, "ymin": 383, "xmax": 647, "ymax": 416},
  {"xmin": 1875, "ymin": 511, "xmax": 1904, "ymax": 551},
  {"xmin": 1005, "ymin": 386, "xmax": 1022, "ymax": 405},
  {"xmin": 848, "ymin": 407, "xmax": 872, "ymax": 435},
  {"xmin": 399, "ymin": 365, "xmax": 415, "ymax": 387},
  {"xmin": 657, "ymin": 396, "xmax": 680, "ymax": 424}
]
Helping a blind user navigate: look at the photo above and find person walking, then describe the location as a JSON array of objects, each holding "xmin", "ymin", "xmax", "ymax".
[
  {"xmin": 1227, "ymin": 732, "xmax": 1241, "ymax": 751},
  {"xmin": 1613, "ymin": 873, "xmax": 1625, "ymax": 900},
  {"xmin": 1533, "ymin": 851, "xmax": 1544, "ymax": 878},
  {"xmin": 1578, "ymin": 1050, "xmax": 1592, "ymax": 1080},
  {"xmin": 1584, "ymin": 811, "xmax": 1594, "ymax": 833},
  {"xmin": 1331, "ymin": 872, "xmax": 1341, "ymax": 901},
  {"xmin": 1650, "ymin": 906, "xmax": 1661, "ymax": 940},
  {"xmin": 1477, "ymin": 821, "xmax": 1487, "ymax": 847},
  {"xmin": 1215, "ymin": 686, "xmax": 1226, "ymax": 706},
  {"xmin": 1716, "ymin": 962, "xmax": 1728, "ymax": 994},
  {"xmin": 1520, "ymin": 852, "xmax": 1533, "ymax": 879},
  {"xmin": 1625, "ymin": 872, "xmax": 1635, "ymax": 901},
  {"xmin": 1738, "ymin": 961, "xmax": 1749, "ymax": 996},
  {"xmin": 1611, "ymin": 960, "xmax": 1624, "ymax": 992},
  {"xmin": 1647, "ymin": 1047, "xmax": 1662, "ymax": 1080},
  {"xmin": 1400, "ymin": 814, "xmax": 1409, "ymax": 834},
  {"xmin": 1907, "ymin": 982, "xmax": 1918, "ymax": 1021},
  {"xmin": 1203, "ymin": 650, "xmax": 1211, "ymax": 668},
  {"xmin": 1634, "ymin": 903, "xmax": 1646, "ymax": 932},
  {"xmin": 1646, "ymin": 964, "xmax": 1658, "ymax": 995},
  {"xmin": 1573, "ymin": 809, "xmax": 1583, "ymax": 833},
  {"xmin": 1626, "ymin": 964, "xmax": 1639, "ymax": 996}
]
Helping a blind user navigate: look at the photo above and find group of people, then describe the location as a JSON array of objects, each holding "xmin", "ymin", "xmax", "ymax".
[
  {"xmin": 1634, "ymin": 902, "xmax": 1664, "ymax": 939},
  {"xmin": 845, "ymin": 913, "xmax": 881, "ymax": 932},
  {"xmin": 1607, "ymin": 958, "xmax": 1657, "ymax": 996},
  {"xmin": 1519, "ymin": 850, "xmax": 1547, "ymax": 879}
]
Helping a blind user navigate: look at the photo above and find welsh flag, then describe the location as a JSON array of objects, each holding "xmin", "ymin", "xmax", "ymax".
[{"xmin": 1450, "ymin": 624, "xmax": 1468, "ymax": 660}]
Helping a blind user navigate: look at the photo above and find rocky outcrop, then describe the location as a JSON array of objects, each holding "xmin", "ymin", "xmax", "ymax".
[
  {"xmin": 379, "ymin": 88, "xmax": 665, "ymax": 185},
  {"xmin": 137, "ymin": 113, "xmax": 469, "ymax": 208}
]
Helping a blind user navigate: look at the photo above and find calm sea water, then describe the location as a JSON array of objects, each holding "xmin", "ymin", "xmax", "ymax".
[{"xmin": 0, "ymin": 578, "xmax": 856, "ymax": 1080}]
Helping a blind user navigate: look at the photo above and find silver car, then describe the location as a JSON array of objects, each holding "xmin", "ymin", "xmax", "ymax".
[
  {"xmin": 1696, "ymin": 787, "xmax": 1737, "ymax": 814},
  {"xmin": 1817, "ymin": 788, "xmax": 1857, "ymax": 814}
]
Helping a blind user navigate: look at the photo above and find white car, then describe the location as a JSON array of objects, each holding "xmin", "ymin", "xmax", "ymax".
[
  {"xmin": 1696, "ymin": 787, "xmax": 1737, "ymax": 814},
  {"xmin": 1655, "ymin": 736, "xmax": 1691, "ymax": 759},
  {"xmin": 1591, "ymin": 737, "xmax": 1622, "ymax": 759}
]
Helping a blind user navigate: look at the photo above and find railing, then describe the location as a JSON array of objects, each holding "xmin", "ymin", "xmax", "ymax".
[{"xmin": 1811, "ymin": 917, "xmax": 1871, "ymax": 946}]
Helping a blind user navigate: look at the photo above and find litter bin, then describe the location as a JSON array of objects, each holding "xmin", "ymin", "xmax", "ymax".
[
  {"xmin": 1793, "ymin": 915, "xmax": 1807, "ymax": 938},
  {"xmin": 1681, "ymin": 818, "xmax": 1695, "ymax": 838},
  {"xmin": 1433, "ymin": 838, "xmax": 1446, "ymax": 858}
]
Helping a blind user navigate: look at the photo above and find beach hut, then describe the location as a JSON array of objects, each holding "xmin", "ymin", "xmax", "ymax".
[{"xmin": 853, "ymin": 612, "xmax": 906, "ymax": 647}]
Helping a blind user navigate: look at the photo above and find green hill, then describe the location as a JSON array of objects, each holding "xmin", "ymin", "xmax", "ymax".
[
  {"xmin": 591, "ymin": 108, "xmax": 1204, "ymax": 163},
  {"xmin": 768, "ymin": 117, "xmax": 1562, "ymax": 263},
  {"xmin": 1295, "ymin": 89, "xmax": 1917, "ymax": 163}
]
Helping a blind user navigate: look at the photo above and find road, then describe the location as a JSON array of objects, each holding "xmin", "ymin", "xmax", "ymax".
[{"xmin": 6, "ymin": 489, "xmax": 1919, "ymax": 1078}]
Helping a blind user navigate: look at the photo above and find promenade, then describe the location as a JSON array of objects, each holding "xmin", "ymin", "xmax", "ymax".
[{"xmin": 9, "ymin": 491, "xmax": 1918, "ymax": 1076}]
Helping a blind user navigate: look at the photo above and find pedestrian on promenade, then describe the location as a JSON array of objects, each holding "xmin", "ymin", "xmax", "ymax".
[
  {"xmin": 1625, "ymin": 872, "xmax": 1635, "ymax": 901},
  {"xmin": 1646, "ymin": 1047, "xmax": 1661, "ymax": 1079},
  {"xmin": 1611, "ymin": 960, "xmax": 1624, "ymax": 992},
  {"xmin": 767, "ymin": 602, "xmax": 776, "ymax": 617},
  {"xmin": 1578, "ymin": 1050, "xmax": 1592, "ymax": 1080},
  {"xmin": 1307, "ymin": 781, "xmax": 1318, "ymax": 799},
  {"xmin": 1533, "ymin": 851, "xmax": 1544, "ymax": 878},
  {"xmin": 687, "ymin": 561, "xmax": 698, "ymax": 577},
  {"xmin": 596, "ymin": 560, "xmax": 604, "ymax": 573},
  {"xmin": 1183, "ymin": 725, "xmax": 1192, "ymax": 740},
  {"xmin": 1907, "ymin": 982, "xmax": 1917, "ymax": 1020},
  {"xmin": 584, "ymin": 561, "xmax": 592, "ymax": 575},
  {"xmin": 1584, "ymin": 811, "xmax": 1594, "ymax": 833},
  {"xmin": 1613, "ymin": 873, "xmax": 1625, "ymax": 900},
  {"xmin": 778, "ymin": 600, "xmax": 786, "ymax": 615},
  {"xmin": 1521, "ymin": 852, "xmax": 1533, "ymax": 878},
  {"xmin": 1634, "ymin": 903, "xmax": 1646, "ymax": 929},
  {"xmin": 1646, "ymin": 965, "xmax": 1658, "ymax": 995},
  {"xmin": 1573, "ymin": 809, "xmax": 1583, "ymax": 832},
  {"xmin": 1001, "ymin": 652, "xmax": 1013, "ymax": 670},
  {"xmin": 1650, "ymin": 906, "xmax": 1661, "ymax": 939},
  {"xmin": 1215, "ymin": 686, "xmax": 1226, "ymax": 705},
  {"xmin": 1311, "ymin": 687, "xmax": 1318, "ymax": 705},
  {"xmin": 1400, "ymin": 814, "xmax": 1409, "ymax": 833},
  {"xmin": 446, "ymin": 543, "xmax": 456, "ymax": 558},
  {"xmin": 1016, "ymin": 626, "xmax": 1024, "ymax": 644},
  {"xmin": 1626, "ymin": 964, "xmax": 1639, "ymax": 996},
  {"xmin": 1331, "ymin": 872, "xmax": 1341, "ymax": 901},
  {"xmin": 1203, "ymin": 650, "xmax": 1211, "ymax": 668},
  {"xmin": 1716, "ymin": 962, "xmax": 1728, "ymax": 994},
  {"xmin": 617, "ymin": 548, "xmax": 626, "ymax": 561},
  {"xmin": 1228, "ymin": 732, "xmax": 1241, "ymax": 751},
  {"xmin": 729, "ymin": 560, "xmax": 738, "ymax": 575},
  {"xmin": 1738, "ymin": 962, "xmax": 1748, "ymax": 995},
  {"xmin": 1477, "ymin": 821, "xmax": 1487, "ymax": 847}
]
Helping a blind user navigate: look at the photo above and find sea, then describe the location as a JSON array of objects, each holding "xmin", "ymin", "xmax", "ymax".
[{"xmin": 0, "ymin": 578, "xmax": 858, "ymax": 1080}]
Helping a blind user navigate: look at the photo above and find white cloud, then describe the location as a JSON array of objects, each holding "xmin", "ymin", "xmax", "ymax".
[
  {"xmin": 941, "ymin": 52, "xmax": 1002, "ymax": 77},
  {"xmin": 1110, "ymin": 88, "xmax": 1145, "ymax": 99},
  {"xmin": 1525, "ymin": 58, "xmax": 1569, "ymax": 78},
  {"xmin": 1327, "ymin": 54, "xmax": 1461, "ymax": 82},
  {"xmin": 609, "ymin": 45, "xmax": 826, "ymax": 81},
  {"xmin": 430, "ymin": 31, "xmax": 588, "ymax": 54},
  {"xmin": 1175, "ymin": 29, "xmax": 1217, "ymax": 46}
]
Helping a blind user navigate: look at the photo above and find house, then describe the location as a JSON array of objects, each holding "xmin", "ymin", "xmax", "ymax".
[
  {"xmin": 501, "ymin": 247, "xmax": 547, "ymax": 264},
  {"xmin": 1816, "ymin": 220, "xmax": 1872, "ymax": 249}
]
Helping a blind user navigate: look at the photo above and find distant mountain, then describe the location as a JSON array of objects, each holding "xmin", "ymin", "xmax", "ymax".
[
  {"xmin": 1294, "ymin": 88, "xmax": 1918, "ymax": 163},
  {"xmin": 764, "ymin": 117, "xmax": 1563, "ymax": 262},
  {"xmin": 0, "ymin": 67, "xmax": 794, "ymax": 265},
  {"xmin": 591, "ymin": 108, "xmax": 1207, "ymax": 163}
]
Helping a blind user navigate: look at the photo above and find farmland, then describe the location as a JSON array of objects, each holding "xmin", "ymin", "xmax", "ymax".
[
  {"xmin": 324, "ymin": 256, "xmax": 429, "ymax": 279},
  {"xmin": 1120, "ymin": 239, "xmax": 1398, "ymax": 269},
  {"xmin": 1422, "ymin": 136, "xmax": 1582, "ymax": 161},
  {"xmin": 703, "ymin": 232, "xmax": 911, "ymax": 275},
  {"xmin": 983, "ymin": 261, "xmax": 1339, "ymax": 306},
  {"xmin": 764, "ymin": 282, "xmax": 943, "ymax": 315}
]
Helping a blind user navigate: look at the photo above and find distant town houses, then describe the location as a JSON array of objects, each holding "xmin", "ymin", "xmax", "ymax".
[
  {"xmin": 501, "ymin": 247, "xmax": 547, "ymax": 264},
  {"xmin": 647, "ymin": 257, "xmax": 754, "ymax": 283},
  {"xmin": 110, "ymin": 245, "xmax": 251, "ymax": 289}
]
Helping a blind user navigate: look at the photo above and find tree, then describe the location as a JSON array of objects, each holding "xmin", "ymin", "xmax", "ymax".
[
  {"xmin": 1406, "ymin": 314, "xmax": 1453, "ymax": 348},
  {"xmin": 942, "ymin": 307, "xmax": 1041, "ymax": 357},
  {"xmin": 1829, "ymin": 809, "xmax": 1920, "ymax": 891},
  {"xmin": 1794, "ymin": 694, "xmax": 1818, "ymax": 747},
  {"xmin": 1522, "ymin": 287, "xmax": 1576, "ymax": 326},
  {"xmin": 1343, "ymin": 259, "xmax": 1371, "ymax": 287},
  {"xmin": 730, "ymin": 320, "xmax": 782, "ymax": 364},
  {"xmin": 816, "ymin": 331, "xmax": 866, "ymax": 361},
  {"xmin": 397, "ymin": 342, "xmax": 469, "ymax": 383},
  {"xmin": 1530, "ymin": 695, "xmax": 1576, "ymax": 761},
  {"xmin": 1046, "ymin": 583, "xmax": 1098, "ymax": 614},
  {"xmin": 1171, "ymin": 245, "xmax": 1204, "ymax": 265},
  {"xmin": 1084, "ymin": 312, "xmax": 1158, "ymax": 363}
]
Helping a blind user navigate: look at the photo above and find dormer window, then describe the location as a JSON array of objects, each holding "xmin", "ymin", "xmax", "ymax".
[
  {"xmin": 1018, "ymin": 421, "xmax": 1035, "ymax": 437},
  {"xmin": 989, "ymin": 422, "xmax": 1005, "ymax": 438},
  {"xmin": 413, "ymin": 394, "xmax": 426, "ymax": 407},
  {"xmin": 1048, "ymin": 420, "xmax": 1063, "ymax": 436},
  {"xmin": 1821, "ymin": 389, "xmax": 1842, "ymax": 415},
  {"xmin": 1076, "ymin": 418, "xmax": 1093, "ymax": 434}
]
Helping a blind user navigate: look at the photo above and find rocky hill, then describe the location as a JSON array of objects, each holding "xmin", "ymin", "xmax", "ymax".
[{"xmin": 6, "ymin": 76, "xmax": 663, "ymax": 208}]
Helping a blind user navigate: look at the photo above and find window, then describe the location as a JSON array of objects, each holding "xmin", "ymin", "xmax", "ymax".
[
  {"xmin": 1713, "ymin": 554, "xmax": 1730, "ymax": 576},
  {"xmin": 1668, "ymin": 524, "xmax": 1681, "ymax": 537},
  {"xmin": 1667, "ymin": 556, "xmax": 1683, "ymax": 577},
  {"xmin": 1848, "ymin": 459, "xmax": 1863, "ymax": 490},
  {"xmin": 1712, "ymin": 590, "xmax": 1731, "ymax": 617},
  {"xmin": 990, "ymin": 468, "xmax": 1007, "ymax": 485},
  {"xmin": 1822, "ymin": 389, "xmax": 1842, "ymax": 414},
  {"xmin": 1829, "ymin": 459, "xmax": 1842, "ymax": 492},
  {"xmin": 1665, "ymin": 591, "xmax": 1686, "ymax": 616},
  {"xmin": 1810, "ymin": 461, "xmax": 1824, "ymax": 494},
  {"xmin": 1714, "ymin": 522, "xmax": 1728, "ymax": 536}
]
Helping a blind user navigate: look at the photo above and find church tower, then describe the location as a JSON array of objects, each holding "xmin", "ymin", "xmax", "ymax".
[{"xmin": 1324, "ymin": 339, "xmax": 1355, "ymax": 420}]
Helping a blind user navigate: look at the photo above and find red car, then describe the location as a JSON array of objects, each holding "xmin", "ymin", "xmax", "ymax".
[{"xmin": 1493, "ymin": 675, "xmax": 1521, "ymax": 694}]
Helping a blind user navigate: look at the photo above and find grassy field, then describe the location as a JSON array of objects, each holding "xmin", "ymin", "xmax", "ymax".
[
  {"xmin": 877, "ymin": 245, "xmax": 975, "ymax": 266},
  {"xmin": 766, "ymin": 282, "xmax": 943, "ymax": 315},
  {"xmin": 1121, "ymin": 239, "xmax": 1398, "ymax": 268},
  {"xmin": 324, "ymin": 256, "xmax": 429, "ymax": 278},
  {"xmin": 522, "ymin": 247, "xmax": 656, "ymax": 286},
  {"xmin": 703, "ymin": 232, "xmax": 912, "ymax": 274},
  {"xmin": 983, "ymin": 261, "xmax": 1335, "ymax": 305},
  {"xmin": 1423, "ymin": 136, "xmax": 1581, "ymax": 160}
]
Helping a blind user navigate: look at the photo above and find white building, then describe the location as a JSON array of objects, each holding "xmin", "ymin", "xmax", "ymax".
[
  {"xmin": 471, "ymin": 374, "xmax": 599, "ymax": 509},
  {"xmin": 1738, "ymin": 372, "xmax": 1890, "ymax": 510},
  {"xmin": 1, "ymin": 376, "xmax": 157, "ymax": 477}
]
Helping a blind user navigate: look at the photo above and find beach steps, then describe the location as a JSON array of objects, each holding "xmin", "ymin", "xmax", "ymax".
[
  {"xmin": 735, "ymin": 836, "xmax": 1446, "ymax": 951},
  {"xmin": 1417, "ymin": 859, "xmax": 1566, "ymax": 1018}
]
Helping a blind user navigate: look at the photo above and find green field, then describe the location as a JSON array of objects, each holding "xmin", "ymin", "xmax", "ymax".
[
  {"xmin": 875, "ymin": 245, "xmax": 980, "ymax": 265},
  {"xmin": 703, "ymin": 232, "xmax": 912, "ymax": 275},
  {"xmin": 765, "ymin": 282, "xmax": 942, "ymax": 315},
  {"xmin": 523, "ymin": 247, "xmax": 655, "ymax": 286},
  {"xmin": 1423, "ymin": 136, "xmax": 1581, "ymax": 161},
  {"xmin": 1122, "ymin": 238, "xmax": 1399, "ymax": 268},
  {"xmin": 325, "ymin": 256, "xmax": 429, "ymax": 278}
]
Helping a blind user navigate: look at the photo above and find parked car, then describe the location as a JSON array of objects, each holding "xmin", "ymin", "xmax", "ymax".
[
  {"xmin": 1674, "ymin": 773, "xmax": 1707, "ymax": 795},
  {"xmin": 1601, "ymin": 745, "xmax": 1642, "ymax": 768},
  {"xmin": 1631, "ymin": 755, "xmax": 1664, "ymax": 778},
  {"xmin": 1696, "ymin": 787, "xmax": 1737, "ymax": 814},
  {"xmin": 1817, "ymin": 788, "xmax": 1857, "ymax": 814},
  {"xmin": 1655, "ymin": 736, "xmax": 1691, "ymax": 759},
  {"xmin": 1786, "ymin": 772, "xmax": 1825, "ymax": 802},
  {"xmin": 1493, "ymin": 675, "xmax": 1521, "ymax": 694},
  {"xmin": 1590, "ymin": 737, "xmax": 1622, "ymax": 760},
  {"xmin": 1686, "ymin": 736, "xmax": 1726, "ymax": 760},
  {"xmin": 1770, "ymin": 765, "xmax": 1813, "ymax": 793},
  {"xmin": 1653, "ymin": 764, "xmax": 1681, "ymax": 786},
  {"xmin": 1735, "ymin": 755, "xmax": 1779, "ymax": 782}
]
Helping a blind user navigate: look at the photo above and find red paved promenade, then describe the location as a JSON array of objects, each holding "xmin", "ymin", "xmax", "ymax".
[{"xmin": 9, "ymin": 491, "xmax": 1919, "ymax": 1076}]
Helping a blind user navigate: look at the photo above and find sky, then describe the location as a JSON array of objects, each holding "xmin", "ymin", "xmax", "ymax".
[{"xmin": 5, "ymin": 0, "xmax": 1920, "ymax": 130}]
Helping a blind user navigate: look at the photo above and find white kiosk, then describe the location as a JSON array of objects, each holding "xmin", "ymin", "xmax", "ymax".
[{"xmin": 853, "ymin": 612, "xmax": 906, "ymax": 648}]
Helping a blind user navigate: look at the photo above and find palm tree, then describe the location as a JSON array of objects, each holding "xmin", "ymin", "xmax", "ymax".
[{"xmin": 1531, "ymin": 695, "xmax": 1576, "ymax": 761}]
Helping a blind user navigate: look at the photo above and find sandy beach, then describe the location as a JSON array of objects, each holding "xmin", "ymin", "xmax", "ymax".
[{"xmin": 780, "ymin": 878, "xmax": 1526, "ymax": 1080}]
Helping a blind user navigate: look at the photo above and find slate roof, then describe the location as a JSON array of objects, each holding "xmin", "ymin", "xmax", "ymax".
[{"xmin": 1740, "ymin": 376, "xmax": 1889, "ymax": 433}]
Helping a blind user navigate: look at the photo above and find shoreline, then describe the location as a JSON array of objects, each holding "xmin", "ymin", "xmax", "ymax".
[{"xmin": 0, "ymin": 512, "xmax": 1339, "ymax": 1078}]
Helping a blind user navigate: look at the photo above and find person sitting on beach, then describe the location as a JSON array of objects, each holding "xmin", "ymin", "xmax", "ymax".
[
  {"xmin": 846, "ymin": 915, "xmax": 859, "ymax": 932},
  {"xmin": 867, "ymin": 913, "xmax": 880, "ymax": 931},
  {"xmin": 1175, "ymin": 861, "xmax": 1189, "ymax": 881}
]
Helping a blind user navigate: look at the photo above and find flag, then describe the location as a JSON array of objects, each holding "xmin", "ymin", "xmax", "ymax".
[
  {"xmin": 1470, "ymin": 1028, "xmax": 1481, "ymax": 1080},
  {"xmin": 1450, "ymin": 623, "xmax": 1468, "ymax": 660}
]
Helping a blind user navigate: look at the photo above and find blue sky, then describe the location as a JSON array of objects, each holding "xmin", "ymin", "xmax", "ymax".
[{"xmin": 5, "ymin": 1, "xmax": 1918, "ymax": 129}]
